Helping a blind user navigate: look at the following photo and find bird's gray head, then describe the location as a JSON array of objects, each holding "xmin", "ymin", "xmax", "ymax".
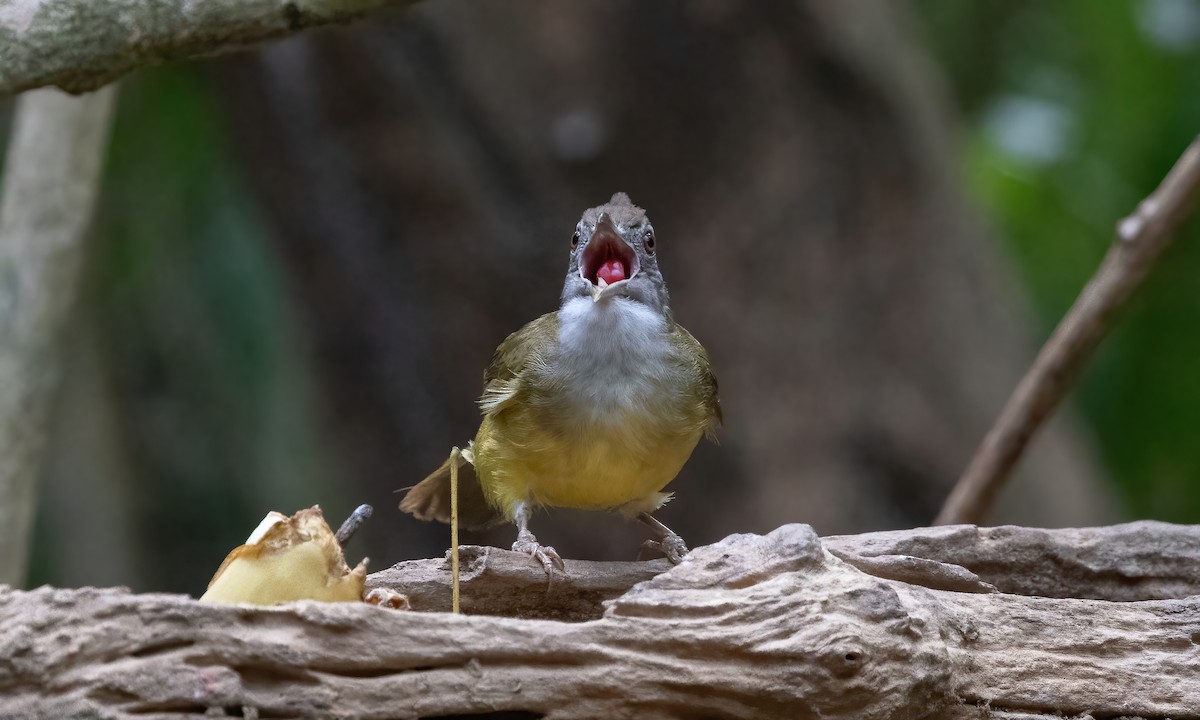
[{"xmin": 561, "ymin": 193, "xmax": 669, "ymax": 314}]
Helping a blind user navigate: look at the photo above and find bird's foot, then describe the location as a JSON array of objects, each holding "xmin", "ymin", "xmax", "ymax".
[
  {"xmin": 512, "ymin": 531, "xmax": 564, "ymax": 574},
  {"xmin": 640, "ymin": 532, "xmax": 689, "ymax": 565}
]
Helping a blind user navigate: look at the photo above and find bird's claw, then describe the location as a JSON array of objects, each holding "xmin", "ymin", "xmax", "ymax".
[
  {"xmin": 640, "ymin": 533, "xmax": 689, "ymax": 564},
  {"xmin": 513, "ymin": 533, "xmax": 565, "ymax": 574}
]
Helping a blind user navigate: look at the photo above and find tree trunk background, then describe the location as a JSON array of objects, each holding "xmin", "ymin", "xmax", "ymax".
[
  {"xmin": 0, "ymin": 88, "xmax": 116, "ymax": 586},
  {"xmin": 23, "ymin": 0, "xmax": 1120, "ymax": 594},
  {"xmin": 214, "ymin": 0, "xmax": 1113, "ymax": 562}
]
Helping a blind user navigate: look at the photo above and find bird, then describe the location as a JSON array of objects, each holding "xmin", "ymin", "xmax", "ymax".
[{"xmin": 399, "ymin": 193, "xmax": 720, "ymax": 572}]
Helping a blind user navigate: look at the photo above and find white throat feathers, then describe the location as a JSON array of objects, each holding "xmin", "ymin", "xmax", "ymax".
[{"xmin": 554, "ymin": 296, "xmax": 674, "ymax": 423}]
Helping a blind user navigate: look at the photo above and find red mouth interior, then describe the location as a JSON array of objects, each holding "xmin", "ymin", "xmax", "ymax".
[
  {"xmin": 598, "ymin": 260, "xmax": 626, "ymax": 285},
  {"xmin": 582, "ymin": 230, "xmax": 636, "ymax": 286}
]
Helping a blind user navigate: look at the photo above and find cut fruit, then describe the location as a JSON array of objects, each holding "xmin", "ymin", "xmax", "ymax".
[{"xmin": 200, "ymin": 506, "xmax": 368, "ymax": 605}]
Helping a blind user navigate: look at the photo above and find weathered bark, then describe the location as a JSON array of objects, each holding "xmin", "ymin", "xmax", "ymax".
[
  {"xmin": 2, "ymin": 522, "xmax": 1198, "ymax": 719},
  {"xmin": 367, "ymin": 546, "xmax": 672, "ymax": 621},
  {"xmin": 825, "ymin": 520, "xmax": 1200, "ymax": 601},
  {"xmin": 369, "ymin": 521, "xmax": 1200, "ymax": 619},
  {"xmin": 0, "ymin": 0, "xmax": 420, "ymax": 96},
  {"xmin": 0, "ymin": 87, "xmax": 116, "ymax": 587}
]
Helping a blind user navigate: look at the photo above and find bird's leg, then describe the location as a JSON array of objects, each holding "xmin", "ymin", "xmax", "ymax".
[
  {"xmin": 637, "ymin": 512, "xmax": 689, "ymax": 564},
  {"xmin": 511, "ymin": 501, "xmax": 564, "ymax": 574}
]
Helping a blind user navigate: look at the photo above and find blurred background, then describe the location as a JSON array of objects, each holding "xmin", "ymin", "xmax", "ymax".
[{"xmin": 3, "ymin": 0, "xmax": 1198, "ymax": 594}]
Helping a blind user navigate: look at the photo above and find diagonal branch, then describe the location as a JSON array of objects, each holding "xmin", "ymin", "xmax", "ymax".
[
  {"xmin": 0, "ymin": 0, "xmax": 421, "ymax": 98},
  {"xmin": 936, "ymin": 135, "xmax": 1200, "ymax": 525}
]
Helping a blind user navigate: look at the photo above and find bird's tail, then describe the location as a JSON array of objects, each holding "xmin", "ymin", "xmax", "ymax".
[{"xmin": 399, "ymin": 448, "xmax": 501, "ymax": 530}]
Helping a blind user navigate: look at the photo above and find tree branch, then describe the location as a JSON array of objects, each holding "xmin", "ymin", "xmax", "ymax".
[
  {"xmin": 367, "ymin": 545, "xmax": 671, "ymax": 621},
  {"xmin": 370, "ymin": 520, "xmax": 1200, "ymax": 620},
  {"xmin": 0, "ymin": 87, "xmax": 116, "ymax": 586},
  {"xmin": 3, "ymin": 522, "xmax": 1199, "ymax": 718},
  {"xmin": 0, "ymin": 0, "xmax": 420, "ymax": 97},
  {"xmin": 826, "ymin": 520, "xmax": 1200, "ymax": 601},
  {"xmin": 937, "ymin": 135, "xmax": 1200, "ymax": 525}
]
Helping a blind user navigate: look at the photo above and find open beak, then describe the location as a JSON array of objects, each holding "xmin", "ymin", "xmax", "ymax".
[{"xmin": 580, "ymin": 213, "xmax": 639, "ymax": 302}]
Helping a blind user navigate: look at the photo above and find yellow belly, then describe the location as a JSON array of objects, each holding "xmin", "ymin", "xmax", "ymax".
[{"xmin": 472, "ymin": 406, "xmax": 703, "ymax": 521}]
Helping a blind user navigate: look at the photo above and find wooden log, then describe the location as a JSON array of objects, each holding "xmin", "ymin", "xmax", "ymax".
[
  {"xmin": 0, "ymin": 0, "xmax": 421, "ymax": 96},
  {"xmin": 371, "ymin": 520, "xmax": 1200, "ymax": 617},
  {"xmin": 366, "ymin": 544, "xmax": 671, "ymax": 621},
  {"xmin": 2, "ymin": 523, "xmax": 1198, "ymax": 719},
  {"xmin": 824, "ymin": 520, "xmax": 1200, "ymax": 600}
]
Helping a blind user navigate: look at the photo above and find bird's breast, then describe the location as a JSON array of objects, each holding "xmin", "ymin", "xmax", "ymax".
[
  {"xmin": 473, "ymin": 297, "xmax": 707, "ymax": 515},
  {"xmin": 541, "ymin": 297, "xmax": 695, "ymax": 425}
]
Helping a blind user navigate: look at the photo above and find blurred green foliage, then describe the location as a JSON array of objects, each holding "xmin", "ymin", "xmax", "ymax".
[
  {"xmin": 916, "ymin": 0, "xmax": 1200, "ymax": 520},
  {"xmin": 29, "ymin": 68, "xmax": 331, "ymax": 591},
  {"xmin": 98, "ymin": 67, "xmax": 331, "ymax": 587}
]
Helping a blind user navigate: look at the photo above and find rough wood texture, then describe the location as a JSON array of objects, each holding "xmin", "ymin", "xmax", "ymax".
[
  {"xmin": 3, "ymin": 522, "xmax": 1199, "ymax": 719},
  {"xmin": 0, "ymin": 0, "xmax": 419, "ymax": 96},
  {"xmin": 367, "ymin": 544, "xmax": 671, "ymax": 621},
  {"xmin": 826, "ymin": 520, "xmax": 1200, "ymax": 601},
  {"xmin": 369, "ymin": 521, "xmax": 1200, "ymax": 619},
  {"xmin": 0, "ymin": 87, "xmax": 116, "ymax": 586}
]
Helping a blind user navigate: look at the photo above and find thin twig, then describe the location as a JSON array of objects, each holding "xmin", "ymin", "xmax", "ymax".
[
  {"xmin": 334, "ymin": 504, "xmax": 373, "ymax": 546},
  {"xmin": 936, "ymin": 135, "xmax": 1200, "ymax": 526},
  {"xmin": 450, "ymin": 445, "xmax": 461, "ymax": 614}
]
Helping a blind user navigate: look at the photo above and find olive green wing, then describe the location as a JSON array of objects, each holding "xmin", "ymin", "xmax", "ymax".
[
  {"xmin": 400, "ymin": 313, "xmax": 557, "ymax": 529},
  {"xmin": 671, "ymin": 323, "xmax": 722, "ymax": 440},
  {"xmin": 478, "ymin": 312, "xmax": 558, "ymax": 415}
]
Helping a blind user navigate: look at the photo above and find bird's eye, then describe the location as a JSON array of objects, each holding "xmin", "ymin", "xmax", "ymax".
[
  {"xmin": 644, "ymin": 229, "xmax": 655, "ymax": 254},
  {"xmin": 572, "ymin": 230, "xmax": 581, "ymax": 247}
]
